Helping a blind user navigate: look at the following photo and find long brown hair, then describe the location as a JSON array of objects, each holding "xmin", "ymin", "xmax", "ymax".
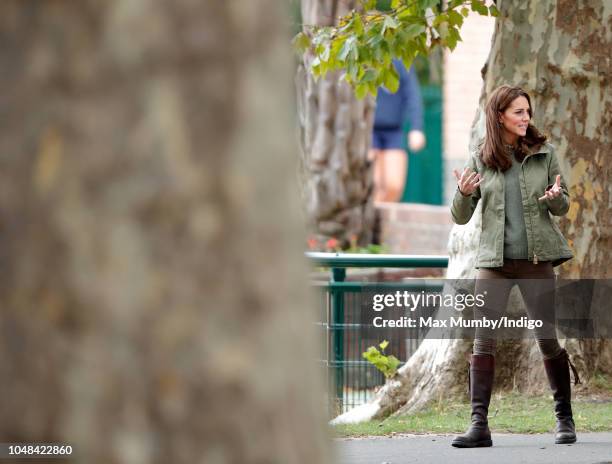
[{"xmin": 480, "ymin": 85, "xmax": 547, "ymax": 171}]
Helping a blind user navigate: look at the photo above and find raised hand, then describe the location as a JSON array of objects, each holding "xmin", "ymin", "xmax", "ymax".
[
  {"xmin": 453, "ymin": 167, "xmax": 483, "ymax": 196},
  {"xmin": 538, "ymin": 174, "xmax": 562, "ymax": 201}
]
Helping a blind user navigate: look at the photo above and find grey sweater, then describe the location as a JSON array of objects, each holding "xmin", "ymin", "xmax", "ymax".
[{"xmin": 503, "ymin": 149, "xmax": 529, "ymax": 259}]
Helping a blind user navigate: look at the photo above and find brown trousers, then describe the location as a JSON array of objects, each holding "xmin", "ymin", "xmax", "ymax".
[{"xmin": 473, "ymin": 259, "xmax": 562, "ymax": 359}]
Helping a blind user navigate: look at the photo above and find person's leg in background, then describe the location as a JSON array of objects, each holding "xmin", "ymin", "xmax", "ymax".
[
  {"xmin": 369, "ymin": 130, "xmax": 407, "ymax": 245},
  {"xmin": 375, "ymin": 149, "xmax": 407, "ymax": 202},
  {"xmin": 517, "ymin": 262, "xmax": 579, "ymax": 444},
  {"xmin": 452, "ymin": 266, "xmax": 513, "ymax": 448},
  {"xmin": 369, "ymin": 129, "xmax": 407, "ymax": 203}
]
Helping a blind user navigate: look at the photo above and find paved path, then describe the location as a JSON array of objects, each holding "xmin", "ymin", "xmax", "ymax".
[{"xmin": 336, "ymin": 433, "xmax": 612, "ymax": 464}]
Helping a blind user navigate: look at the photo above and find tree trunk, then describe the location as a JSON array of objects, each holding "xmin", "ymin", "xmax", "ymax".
[
  {"xmin": 0, "ymin": 1, "xmax": 332, "ymax": 462},
  {"xmin": 297, "ymin": 0, "xmax": 376, "ymax": 247},
  {"xmin": 332, "ymin": 0, "xmax": 611, "ymax": 423}
]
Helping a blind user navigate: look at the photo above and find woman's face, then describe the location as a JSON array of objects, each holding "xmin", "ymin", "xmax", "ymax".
[{"xmin": 499, "ymin": 95, "xmax": 531, "ymax": 141}]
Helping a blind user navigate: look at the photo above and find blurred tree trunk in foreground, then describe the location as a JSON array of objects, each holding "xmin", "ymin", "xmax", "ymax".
[
  {"xmin": 297, "ymin": 0, "xmax": 376, "ymax": 248},
  {"xmin": 333, "ymin": 0, "xmax": 611, "ymax": 424},
  {"xmin": 0, "ymin": 1, "xmax": 331, "ymax": 462}
]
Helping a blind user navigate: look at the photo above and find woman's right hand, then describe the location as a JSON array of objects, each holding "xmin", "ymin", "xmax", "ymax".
[{"xmin": 453, "ymin": 167, "xmax": 483, "ymax": 196}]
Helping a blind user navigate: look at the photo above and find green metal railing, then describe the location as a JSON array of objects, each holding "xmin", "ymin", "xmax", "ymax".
[{"xmin": 307, "ymin": 252, "xmax": 449, "ymax": 416}]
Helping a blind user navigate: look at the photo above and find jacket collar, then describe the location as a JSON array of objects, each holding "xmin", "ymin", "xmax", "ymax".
[
  {"xmin": 519, "ymin": 142, "xmax": 550, "ymax": 165},
  {"xmin": 503, "ymin": 142, "xmax": 550, "ymax": 157},
  {"xmin": 526, "ymin": 142, "xmax": 551, "ymax": 156}
]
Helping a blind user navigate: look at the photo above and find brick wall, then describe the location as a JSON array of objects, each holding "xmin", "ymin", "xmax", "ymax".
[{"xmin": 377, "ymin": 202, "xmax": 452, "ymax": 255}]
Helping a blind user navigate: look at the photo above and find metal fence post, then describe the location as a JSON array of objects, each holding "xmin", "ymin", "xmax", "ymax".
[{"xmin": 331, "ymin": 266, "xmax": 346, "ymax": 414}]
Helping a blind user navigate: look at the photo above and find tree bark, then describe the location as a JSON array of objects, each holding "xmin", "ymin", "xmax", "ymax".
[
  {"xmin": 297, "ymin": 0, "xmax": 376, "ymax": 247},
  {"xmin": 332, "ymin": 0, "xmax": 611, "ymax": 423},
  {"xmin": 0, "ymin": 1, "xmax": 332, "ymax": 462}
]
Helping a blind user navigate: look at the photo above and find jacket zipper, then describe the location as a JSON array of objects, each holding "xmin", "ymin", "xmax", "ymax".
[{"xmin": 521, "ymin": 154, "xmax": 538, "ymax": 265}]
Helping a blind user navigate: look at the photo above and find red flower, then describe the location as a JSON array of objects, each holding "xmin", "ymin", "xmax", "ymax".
[
  {"xmin": 325, "ymin": 238, "xmax": 339, "ymax": 250},
  {"xmin": 307, "ymin": 237, "xmax": 319, "ymax": 250}
]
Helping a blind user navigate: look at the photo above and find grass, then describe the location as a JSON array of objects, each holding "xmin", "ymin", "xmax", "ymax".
[
  {"xmin": 591, "ymin": 371, "xmax": 612, "ymax": 393},
  {"xmin": 331, "ymin": 392, "xmax": 612, "ymax": 438}
]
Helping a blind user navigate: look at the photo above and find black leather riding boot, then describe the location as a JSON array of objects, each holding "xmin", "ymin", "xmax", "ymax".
[
  {"xmin": 452, "ymin": 354, "xmax": 495, "ymax": 448},
  {"xmin": 543, "ymin": 349, "xmax": 580, "ymax": 444}
]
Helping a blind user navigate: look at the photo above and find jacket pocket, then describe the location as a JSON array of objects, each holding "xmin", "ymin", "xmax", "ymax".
[{"xmin": 540, "ymin": 211, "xmax": 566, "ymax": 256}]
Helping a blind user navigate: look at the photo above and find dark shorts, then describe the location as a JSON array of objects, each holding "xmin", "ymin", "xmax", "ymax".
[{"xmin": 372, "ymin": 128, "xmax": 404, "ymax": 150}]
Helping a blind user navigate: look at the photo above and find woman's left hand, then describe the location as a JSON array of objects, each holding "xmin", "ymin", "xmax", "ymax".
[{"xmin": 538, "ymin": 174, "xmax": 562, "ymax": 201}]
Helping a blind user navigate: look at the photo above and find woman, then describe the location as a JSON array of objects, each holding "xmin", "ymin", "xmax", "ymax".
[{"xmin": 449, "ymin": 85, "xmax": 579, "ymax": 448}]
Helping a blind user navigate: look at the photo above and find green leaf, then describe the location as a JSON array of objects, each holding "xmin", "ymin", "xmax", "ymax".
[
  {"xmin": 471, "ymin": 0, "xmax": 489, "ymax": 16},
  {"xmin": 403, "ymin": 23, "xmax": 426, "ymax": 39},
  {"xmin": 398, "ymin": 7, "xmax": 419, "ymax": 20},
  {"xmin": 367, "ymin": 33, "xmax": 384, "ymax": 53},
  {"xmin": 362, "ymin": 346, "xmax": 379, "ymax": 359},
  {"xmin": 418, "ymin": 0, "xmax": 439, "ymax": 9},
  {"xmin": 382, "ymin": 15, "xmax": 399, "ymax": 34},
  {"xmin": 330, "ymin": 36, "xmax": 344, "ymax": 55},
  {"xmin": 357, "ymin": 65, "xmax": 366, "ymax": 81},
  {"xmin": 448, "ymin": 9, "xmax": 464, "ymax": 27},
  {"xmin": 401, "ymin": 56, "xmax": 415, "ymax": 73},
  {"xmin": 380, "ymin": 39, "xmax": 391, "ymax": 63},
  {"xmin": 321, "ymin": 43, "xmax": 330, "ymax": 62},
  {"xmin": 436, "ymin": 23, "xmax": 449, "ymax": 40},
  {"xmin": 399, "ymin": 36, "xmax": 418, "ymax": 55},
  {"xmin": 383, "ymin": 65, "xmax": 399, "ymax": 92},
  {"xmin": 354, "ymin": 13, "xmax": 365, "ymax": 35},
  {"xmin": 386, "ymin": 355, "xmax": 401, "ymax": 377},
  {"xmin": 415, "ymin": 34, "xmax": 428, "ymax": 55},
  {"xmin": 432, "ymin": 12, "xmax": 446, "ymax": 27},
  {"xmin": 489, "ymin": 4, "xmax": 500, "ymax": 17},
  {"xmin": 460, "ymin": 7, "xmax": 470, "ymax": 17},
  {"xmin": 338, "ymin": 16, "xmax": 350, "ymax": 32},
  {"xmin": 363, "ymin": 342, "xmax": 401, "ymax": 378},
  {"xmin": 358, "ymin": 44, "xmax": 372, "ymax": 61},
  {"xmin": 391, "ymin": 0, "xmax": 401, "ymax": 8},
  {"xmin": 292, "ymin": 32, "xmax": 311, "ymax": 54},
  {"xmin": 319, "ymin": 59, "xmax": 329, "ymax": 75},
  {"xmin": 373, "ymin": 42, "xmax": 385, "ymax": 62},
  {"xmin": 338, "ymin": 37, "xmax": 356, "ymax": 61},
  {"xmin": 445, "ymin": 25, "xmax": 462, "ymax": 50},
  {"xmin": 361, "ymin": 69, "xmax": 377, "ymax": 83},
  {"xmin": 393, "ymin": 31, "xmax": 412, "ymax": 55},
  {"xmin": 367, "ymin": 81, "xmax": 378, "ymax": 96},
  {"xmin": 347, "ymin": 60, "xmax": 359, "ymax": 81}
]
